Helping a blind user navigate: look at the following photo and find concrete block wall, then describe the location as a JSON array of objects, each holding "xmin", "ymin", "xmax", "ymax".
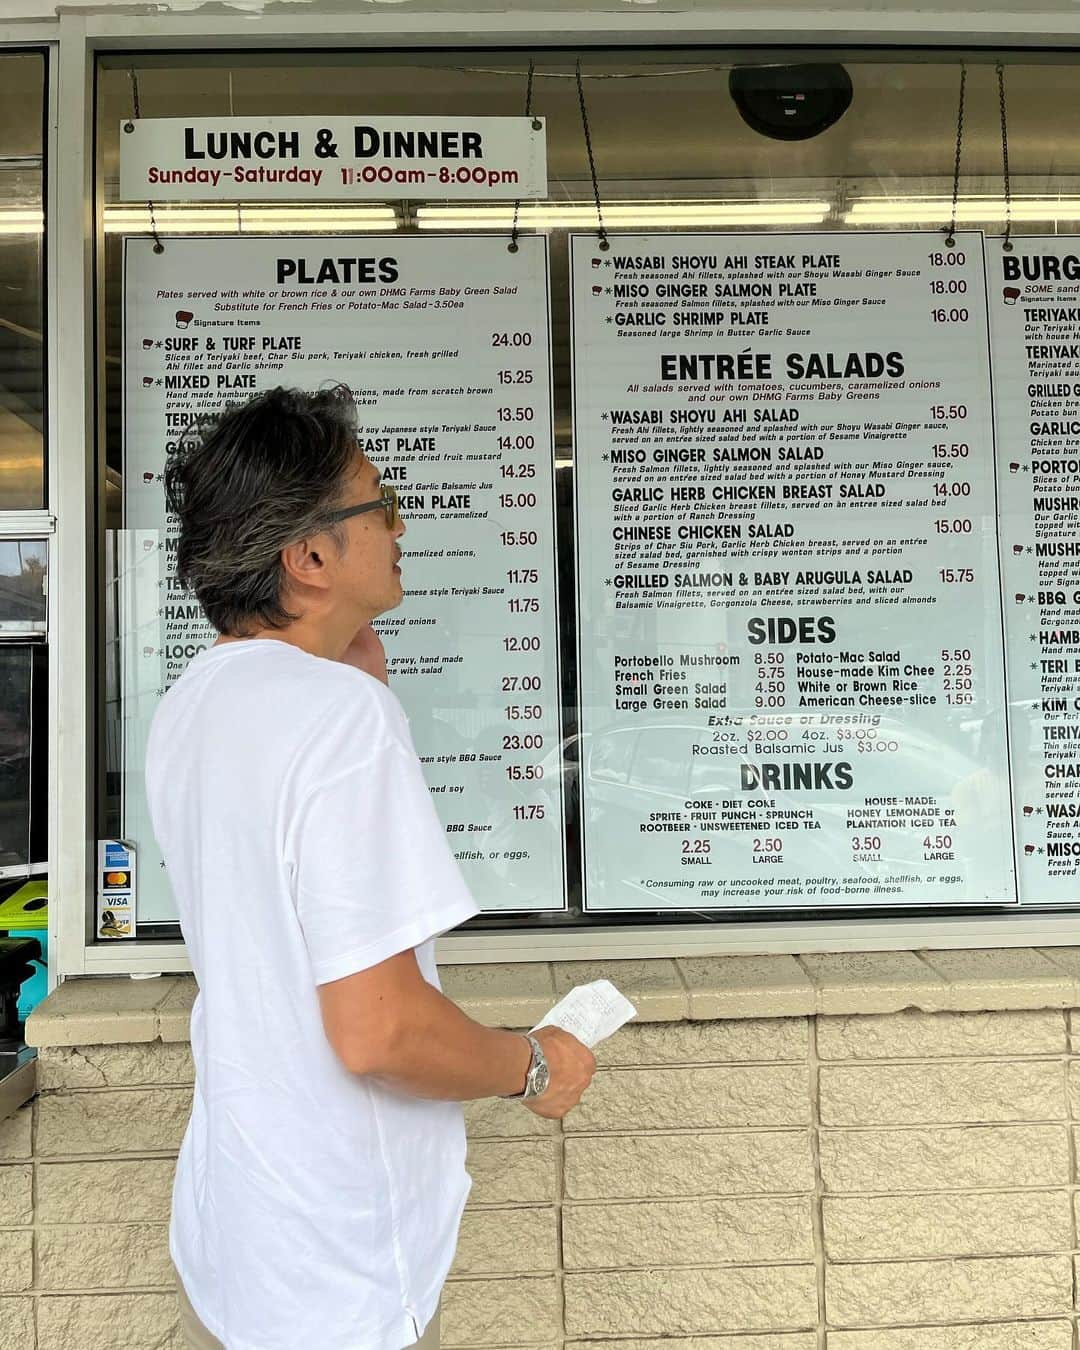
[
  {"xmin": 16, "ymin": 956, "xmax": 1080, "ymax": 1349},
  {"xmin": 18, "ymin": 950, "xmax": 1080, "ymax": 1350}
]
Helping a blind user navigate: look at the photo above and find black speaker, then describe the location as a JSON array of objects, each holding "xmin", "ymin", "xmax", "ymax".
[{"xmin": 729, "ymin": 64, "xmax": 853, "ymax": 141}]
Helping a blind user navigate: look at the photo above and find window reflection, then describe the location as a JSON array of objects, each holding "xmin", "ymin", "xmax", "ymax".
[
  {"xmin": 0, "ymin": 51, "xmax": 45, "ymax": 510},
  {"xmin": 0, "ymin": 541, "xmax": 45, "ymax": 631},
  {"xmin": 0, "ymin": 646, "xmax": 42, "ymax": 872}
]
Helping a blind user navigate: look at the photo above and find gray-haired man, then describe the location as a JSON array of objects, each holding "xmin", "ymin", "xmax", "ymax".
[{"xmin": 147, "ymin": 387, "xmax": 594, "ymax": 1350}]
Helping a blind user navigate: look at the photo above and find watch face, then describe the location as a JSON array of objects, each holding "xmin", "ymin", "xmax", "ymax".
[{"xmin": 532, "ymin": 1061, "xmax": 550, "ymax": 1097}]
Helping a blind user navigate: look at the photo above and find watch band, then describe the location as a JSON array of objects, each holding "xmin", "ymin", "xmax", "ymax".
[
  {"xmin": 521, "ymin": 1033, "xmax": 545, "ymax": 1100},
  {"xmin": 503, "ymin": 1033, "xmax": 545, "ymax": 1100}
]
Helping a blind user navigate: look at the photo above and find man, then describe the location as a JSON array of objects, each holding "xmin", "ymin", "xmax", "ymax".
[{"xmin": 147, "ymin": 386, "xmax": 595, "ymax": 1350}]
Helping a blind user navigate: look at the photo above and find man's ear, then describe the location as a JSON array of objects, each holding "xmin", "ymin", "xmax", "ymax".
[{"xmin": 280, "ymin": 536, "xmax": 333, "ymax": 592}]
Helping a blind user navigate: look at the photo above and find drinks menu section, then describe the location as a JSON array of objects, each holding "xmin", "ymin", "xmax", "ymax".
[
  {"xmin": 571, "ymin": 232, "xmax": 1016, "ymax": 911},
  {"xmin": 123, "ymin": 234, "xmax": 565, "ymax": 921},
  {"xmin": 990, "ymin": 238, "xmax": 1080, "ymax": 899}
]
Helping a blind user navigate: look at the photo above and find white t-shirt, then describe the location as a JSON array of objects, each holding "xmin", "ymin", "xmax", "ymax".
[{"xmin": 145, "ymin": 639, "xmax": 479, "ymax": 1350}]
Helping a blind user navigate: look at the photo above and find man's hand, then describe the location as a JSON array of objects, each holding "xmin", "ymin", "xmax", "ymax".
[
  {"xmin": 340, "ymin": 624, "xmax": 388, "ymax": 685},
  {"xmin": 524, "ymin": 1026, "xmax": 596, "ymax": 1120}
]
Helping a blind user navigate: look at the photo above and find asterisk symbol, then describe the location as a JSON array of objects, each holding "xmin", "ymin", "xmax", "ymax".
[
  {"xmin": 1022, "ymin": 465, "xmax": 1030, "ymax": 472},
  {"xmin": 605, "ymin": 578, "xmax": 612, "ymax": 586},
  {"xmin": 605, "ymin": 317, "xmax": 613, "ymax": 324},
  {"xmin": 604, "ymin": 287, "xmax": 612, "ymax": 295},
  {"xmin": 1030, "ymin": 633, "xmax": 1038, "ymax": 642},
  {"xmin": 601, "ymin": 412, "xmax": 608, "ymax": 420},
  {"xmin": 1027, "ymin": 547, "xmax": 1034, "ymax": 554},
  {"xmin": 604, "ymin": 260, "xmax": 612, "ymax": 267},
  {"xmin": 1038, "ymin": 846, "xmax": 1045, "ymax": 854},
  {"xmin": 155, "ymin": 341, "xmax": 163, "ymax": 349},
  {"xmin": 156, "ymin": 379, "xmax": 164, "ymax": 386},
  {"xmin": 1031, "ymin": 662, "xmax": 1039, "ymax": 670},
  {"xmin": 1037, "ymin": 807, "xmax": 1045, "ymax": 815},
  {"xmin": 1029, "ymin": 595, "xmax": 1036, "ymax": 603},
  {"xmin": 602, "ymin": 453, "xmax": 609, "ymax": 461}
]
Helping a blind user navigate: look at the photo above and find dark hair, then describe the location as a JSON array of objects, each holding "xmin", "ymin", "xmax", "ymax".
[{"xmin": 163, "ymin": 386, "xmax": 357, "ymax": 636}]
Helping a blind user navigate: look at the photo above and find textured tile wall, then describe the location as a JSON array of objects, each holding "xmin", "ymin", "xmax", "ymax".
[{"xmin": 7, "ymin": 1005, "xmax": 1080, "ymax": 1348}]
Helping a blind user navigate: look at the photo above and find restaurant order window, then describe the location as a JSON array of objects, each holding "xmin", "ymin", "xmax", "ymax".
[{"xmin": 93, "ymin": 47, "xmax": 1080, "ymax": 956}]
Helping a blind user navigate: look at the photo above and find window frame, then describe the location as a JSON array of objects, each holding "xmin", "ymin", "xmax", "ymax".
[{"xmin": 40, "ymin": 8, "xmax": 1080, "ymax": 980}]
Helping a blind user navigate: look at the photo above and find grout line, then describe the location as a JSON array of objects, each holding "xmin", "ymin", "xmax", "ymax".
[
  {"xmin": 809, "ymin": 1014, "xmax": 827, "ymax": 1350},
  {"xmin": 554, "ymin": 1116, "xmax": 567, "ymax": 1348}
]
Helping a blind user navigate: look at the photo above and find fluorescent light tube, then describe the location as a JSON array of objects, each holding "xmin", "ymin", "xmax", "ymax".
[{"xmin": 417, "ymin": 200, "xmax": 830, "ymax": 229}]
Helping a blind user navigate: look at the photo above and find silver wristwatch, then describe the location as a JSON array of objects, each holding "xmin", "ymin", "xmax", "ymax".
[{"xmin": 508, "ymin": 1034, "xmax": 549, "ymax": 1101}]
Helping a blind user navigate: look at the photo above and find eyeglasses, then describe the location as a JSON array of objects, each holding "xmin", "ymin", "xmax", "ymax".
[{"xmin": 321, "ymin": 483, "xmax": 399, "ymax": 531}]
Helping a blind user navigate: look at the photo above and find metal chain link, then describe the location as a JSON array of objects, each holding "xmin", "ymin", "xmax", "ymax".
[
  {"xmin": 997, "ymin": 62, "xmax": 1014, "ymax": 252},
  {"xmin": 509, "ymin": 61, "xmax": 536, "ymax": 254},
  {"xmin": 945, "ymin": 65, "xmax": 966, "ymax": 248},
  {"xmin": 125, "ymin": 69, "xmax": 165, "ymax": 255},
  {"xmin": 576, "ymin": 60, "xmax": 609, "ymax": 251}
]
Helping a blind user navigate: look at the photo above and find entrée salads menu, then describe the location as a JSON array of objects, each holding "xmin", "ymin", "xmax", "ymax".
[{"xmin": 572, "ymin": 231, "xmax": 1017, "ymax": 910}]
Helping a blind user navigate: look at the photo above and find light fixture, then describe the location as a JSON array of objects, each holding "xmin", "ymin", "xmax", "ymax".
[
  {"xmin": 102, "ymin": 204, "xmax": 398, "ymax": 233},
  {"xmin": 417, "ymin": 200, "xmax": 831, "ymax": 229},
  {"xmin": 0, "ymin": 209, "xmax": 43, "ymax": 236},
  {"xmin": 845, "ymin": 195, "xmax": 1080, "ymax": 225}
]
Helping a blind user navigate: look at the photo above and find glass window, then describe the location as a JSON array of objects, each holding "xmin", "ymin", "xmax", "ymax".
[
  {"xmin": 0, "ymin": 53, "xmax": 46, "ymax": 511},
  {"xmin": 95, "ymin": 49, "xmax": 1080, "ymax": 938},
  {"xmin": 0, "ymin": 540, "xmax": 46, "ymax": 633},
  {"xmin": 0, "ymin": 645, "xmax": 46, "ymax": 875}
]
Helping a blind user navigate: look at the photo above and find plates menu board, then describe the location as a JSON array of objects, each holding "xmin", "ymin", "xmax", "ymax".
[{"xmin": 123, "ymin": 234, "xmax": 565, "ymax": 921}]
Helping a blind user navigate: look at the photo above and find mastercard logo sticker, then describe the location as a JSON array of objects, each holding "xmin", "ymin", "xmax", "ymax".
[{"xmin": 105, "ymin": 870, "xmax": 130, "ymax": 887}]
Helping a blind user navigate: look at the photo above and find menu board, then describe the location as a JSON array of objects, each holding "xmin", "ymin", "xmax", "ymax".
[
  {"xmin": 990, "ymin": 237, "xmax": 1080, "ymax": 899},
  {"xmin": 571, "ymin": 231, "xmax": 1016, "ymax": 911},
  {"xmin": 123, "ymin": 234, "xmax": 565, "ymax": 921}
]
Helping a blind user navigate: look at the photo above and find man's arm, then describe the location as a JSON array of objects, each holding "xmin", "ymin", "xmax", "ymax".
[{"xmin": 318, "ymin": 949, "xmax": 595, "ymax": 1118}]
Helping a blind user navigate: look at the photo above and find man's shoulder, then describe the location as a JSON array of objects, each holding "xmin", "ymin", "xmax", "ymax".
[
  {"xmin": 286, "ymin": 659, "xmax": 412, "ymax": 757},
  {"xmin": 160, "ymin": 643, "xmax": 404, "ymax": 739}
]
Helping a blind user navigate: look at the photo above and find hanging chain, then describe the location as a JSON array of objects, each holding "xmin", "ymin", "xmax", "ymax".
[
  {"xmin": 997, "ymin": 62, "xmax": 1014, "ymax": 252},
  {"xmin": 124, "ymin": 69, "xmax": 164, "ymax": 254},
  {"xmin": 229, "ymin": 71, "xmax": 243, "ymax": 234},
  {"xmin": 576, "ymin": 60, "xmax": 609, "ymax": 251},
  {"xmin": 509, "ymin": 61, "xmax": 536, "ymax": 254},
  {"xmin": 945, "ymin": 65, "xmax": 966, "ymax": 249}
]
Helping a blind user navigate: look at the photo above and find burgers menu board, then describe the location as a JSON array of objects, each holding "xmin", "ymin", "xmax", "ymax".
[
  {"xmin": 990, "ymin": 237, "xmax": 1080, "ymax": 900},
  {"xmin": 123, "ymin": 235, "xmax": 565, "ymax": 921},
  {"xmin": 571, "ymin": 232, "xmax": 1017, "ymax": 911}
]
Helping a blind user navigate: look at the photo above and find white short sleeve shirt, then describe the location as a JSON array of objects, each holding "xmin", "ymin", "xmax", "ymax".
[{"xmin": 145, "ymin": 640, "xmax": 479, "ymax": 1350}]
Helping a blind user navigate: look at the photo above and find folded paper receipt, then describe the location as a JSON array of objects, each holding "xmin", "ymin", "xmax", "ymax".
[{"xmin": 531, "ymin": 979, "xmax": 637, "ymax": 1049}]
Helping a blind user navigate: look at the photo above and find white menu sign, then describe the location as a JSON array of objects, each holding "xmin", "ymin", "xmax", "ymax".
[
  {"xmin": 124, "ymin": 234, "xmax": 565, "ymax": 921},
  {"xmin": 990, "ymin": 237, "xmax": 1080, "ymax": 900},
  {"xmin": 572, "ymin": 231, "xmax": 1016, "ymax": 911},
  {"xmin": 120, "ymin": 116, "xmax": 546, "ymax": 201}
]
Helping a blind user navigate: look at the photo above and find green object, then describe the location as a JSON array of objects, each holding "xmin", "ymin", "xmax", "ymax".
[
  {"xmin": 0, "ymin": 881, "xmax": 48, "ymax": 1021},
  {"xmin": 0, "ymin": 882, "xmax": 47, "ymax": 931}
]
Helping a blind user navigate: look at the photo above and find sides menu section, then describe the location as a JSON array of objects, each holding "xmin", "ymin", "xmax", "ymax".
[
  {"xmin": 990, "ymin": 237, "xmax": 1080, "ymax": 899},
  {"xmin": 571, "ymin": 231, "xmax": 1016, "ymax": 911},
  {"xmin": 123, "ymin": 234, "xmax": 565, "ymax": 921}
]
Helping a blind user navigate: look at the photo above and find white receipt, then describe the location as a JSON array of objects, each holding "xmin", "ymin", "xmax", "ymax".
[{"xmin": 531, "ymin": 979, "xmax": 637, "ymax": 1049}]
